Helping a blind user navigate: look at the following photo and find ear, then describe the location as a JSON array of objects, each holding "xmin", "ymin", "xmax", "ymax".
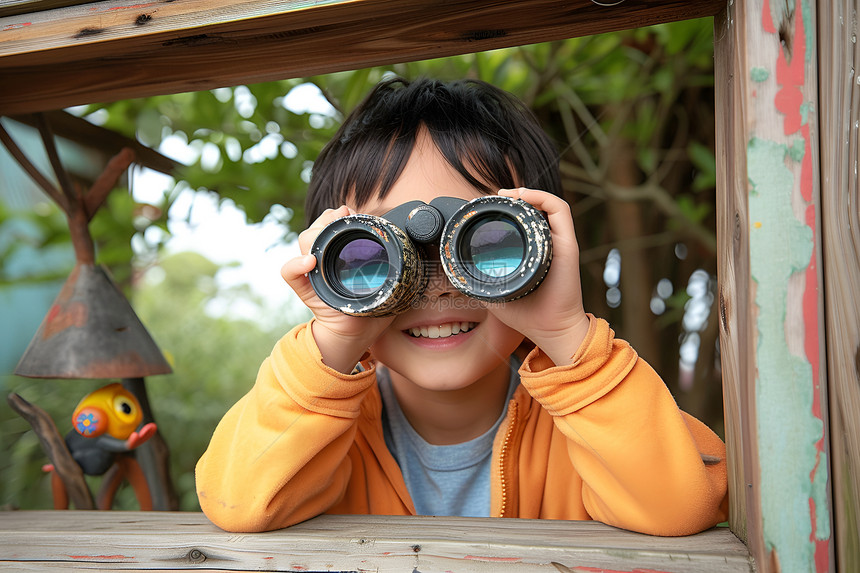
[{"xmin": 72, "ymin": 406, "xmax": 107, "ymax": 437}]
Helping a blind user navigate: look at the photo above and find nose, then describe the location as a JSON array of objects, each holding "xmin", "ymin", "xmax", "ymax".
[{"xmin": 422, "ymin": 258, "xmax": 455, "ymax": 297}]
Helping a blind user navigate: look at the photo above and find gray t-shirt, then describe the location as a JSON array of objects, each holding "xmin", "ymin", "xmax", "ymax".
[{"xmin": 377, "ymin": 360, "xmax": 520, "ymax": 517}]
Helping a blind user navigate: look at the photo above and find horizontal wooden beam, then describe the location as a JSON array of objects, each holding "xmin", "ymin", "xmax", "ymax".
[
  {"xmin": 0, "ymin": 1, "xmax": 92, "ymax": 19},
  {"xmin": 0, "ymin": 511, "xmax": 752, "ymax": 572},
  {"xmin": 0, "ymin": 0, "xmax": 723, "ymax": 114}
]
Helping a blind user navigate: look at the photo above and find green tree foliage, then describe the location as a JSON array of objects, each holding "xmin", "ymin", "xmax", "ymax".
[{"xmin": 132, "ymin": 251, "xmax": 303, "ymax": 510}]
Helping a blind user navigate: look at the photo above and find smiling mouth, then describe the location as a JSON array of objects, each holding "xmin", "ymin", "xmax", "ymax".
[{"xmin": 407, "ymin": 321, "xmax": 478, "ymax": 339}]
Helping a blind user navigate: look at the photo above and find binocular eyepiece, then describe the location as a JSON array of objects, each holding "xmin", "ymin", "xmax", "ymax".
[{"xmin": 308, "ymin": 196, "xmax": 552, "ymax": 317}]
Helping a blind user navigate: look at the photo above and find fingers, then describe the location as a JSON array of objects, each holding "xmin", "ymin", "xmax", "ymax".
[
  {"xmin": 281, "ymin": 254, "xmax": 318, "ymax": 302},
  {"xmin": 498, "ymin": 188, "xmax": 577, "ymax": 246},
  {"xmin": 297, "ymin": 205, "xmax": 352, "ymax": 253}
]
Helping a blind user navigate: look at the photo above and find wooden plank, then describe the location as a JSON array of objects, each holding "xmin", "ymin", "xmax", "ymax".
[
  {"xmin": 817, "ymin": 1, "xmax": 860, "ymax": 571},
  {"xmin": 0, "ymin": 511, "xmax": 751, "ymax": 572},
  {"xmin": 713, "ymin": 3, "xmax": 758, "ymax": 548},
  {"xmin": 0, "ymin": 1, "xmax": 91, "ymax": 19},
  {"xmin": 0, "ymin": 0, "xmax": 724, "ymax": 114},
  {"xmin": 713, "ymin": 1, "xmax": 835, "ymax": 572}
]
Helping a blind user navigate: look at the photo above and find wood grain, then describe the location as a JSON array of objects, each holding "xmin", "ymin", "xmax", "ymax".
[
  {"xmin": 0, "ymin": 0, "xmax": 724, "ymax": 113},
  {"xmin": 713, "ymin": 1, "xmax": 758, "ymax": 549},
  {"xmin": 0, "ymin": 511, "xmax": 752, "ymax": 572},
  {"xmin": 0, "ymin": 1, "xmax": 93, "ymax": 19},
  {"xmin": 818, "ymin": 1, "xmax": 860, "ymax": 571}
]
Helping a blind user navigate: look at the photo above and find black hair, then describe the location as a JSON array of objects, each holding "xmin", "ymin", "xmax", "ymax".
[{"xmin": 304, "ymin": 77, "xmax": 561, "ymax": 225}]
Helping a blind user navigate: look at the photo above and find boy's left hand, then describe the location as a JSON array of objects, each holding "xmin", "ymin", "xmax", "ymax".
[{"xmin": 487, "ymin": 188, "xmax": 590, "ymax": 366}]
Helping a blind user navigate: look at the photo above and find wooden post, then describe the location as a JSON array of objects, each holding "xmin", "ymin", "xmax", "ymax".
[
  {"xmin": 714, "ymin": 0, "xmax": 835, "ymax": 571},
  {"xmin": 818, "ymin": 1, "xmax": 860, "ymax": 571}
]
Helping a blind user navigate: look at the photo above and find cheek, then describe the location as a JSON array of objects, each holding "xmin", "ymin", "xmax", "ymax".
[{"xmin": 481, "ymin": 315, "xmax": 525, "ymax": 354}]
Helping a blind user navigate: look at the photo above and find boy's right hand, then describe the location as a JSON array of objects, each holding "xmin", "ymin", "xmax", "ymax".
[{"xmin": 281, "ymin": 206, "xmax": 394, "ymax": 374}]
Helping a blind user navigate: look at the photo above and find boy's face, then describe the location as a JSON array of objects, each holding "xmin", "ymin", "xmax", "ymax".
[{"xmin": 347, "ymin": 130, "xmax": 524, "ymax": 394}]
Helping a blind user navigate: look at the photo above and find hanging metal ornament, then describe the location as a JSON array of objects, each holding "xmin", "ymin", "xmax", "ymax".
[{"xmin": 0, "ymin": 115, "xmax": 171, "ymax": 379}]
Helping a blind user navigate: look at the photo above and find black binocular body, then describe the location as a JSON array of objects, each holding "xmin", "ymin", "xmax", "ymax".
[{"xmin": 308, "ymin": 195, "xmax": 553, "ymax": 317}]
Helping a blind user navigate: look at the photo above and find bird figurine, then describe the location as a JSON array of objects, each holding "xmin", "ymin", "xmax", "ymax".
[{"xmin": 44, "ymin": 383, "xmax": 157, "ymax": 510}]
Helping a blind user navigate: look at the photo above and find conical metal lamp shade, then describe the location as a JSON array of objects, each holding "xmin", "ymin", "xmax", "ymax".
[{"xmin": 15, "ymin": 263, "xmax": 172, "ymax": 379}]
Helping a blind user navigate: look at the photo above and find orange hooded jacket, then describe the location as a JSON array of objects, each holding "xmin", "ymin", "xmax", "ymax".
[{"xmin": 196, "ymin": 316, "xmax": 728, "ymax": 535}]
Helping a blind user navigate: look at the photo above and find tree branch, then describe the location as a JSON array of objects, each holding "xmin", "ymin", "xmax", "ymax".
[
  {"xmin": 35, "ymin": 113, "xmax": 77, "ymax": 206},
  {"xmin": 0, "ymin": 120, "xmax": 68, "ymax": 212},
  {"xmin": 7, "ymin": 393, "xmax": 94, "ymax": 510},
  {"xmin": 85, "ymin": 147, "xmax": 136, "ymax": 221}
]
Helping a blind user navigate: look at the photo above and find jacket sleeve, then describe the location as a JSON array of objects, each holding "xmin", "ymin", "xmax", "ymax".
[
  {"xmin": 518, "ymin": 315, "xmax": 728, "ymax": 536},
  {"xmin": 195, "ymin": 321, "xmax": 376, "ymax": 532}
]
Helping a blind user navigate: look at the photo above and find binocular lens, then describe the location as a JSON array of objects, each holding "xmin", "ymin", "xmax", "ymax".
[
  {"xmin": 310, "ymin": 214, "xmax": 427, "ymax": 316},
  {"xmin": 442, "ymin": 196, "xmax": 552, "ymax": 302},
  {"xmin": 462, "ymin": 217, "xmax": 525, "ymax": 279},
  {"xmin": 334, "ymin": 238, "xmax": 389, "ymax": 296}
]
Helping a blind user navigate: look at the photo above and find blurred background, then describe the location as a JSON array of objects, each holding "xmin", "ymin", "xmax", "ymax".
[{"xmin": 0, "ymin": 17, "xmax": 721, "ymax": 511}]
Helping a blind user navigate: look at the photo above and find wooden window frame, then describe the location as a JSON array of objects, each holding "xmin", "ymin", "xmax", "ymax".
[{"xmin": 0, "ymin": 1, "xmax": 857, "ymax": 572}]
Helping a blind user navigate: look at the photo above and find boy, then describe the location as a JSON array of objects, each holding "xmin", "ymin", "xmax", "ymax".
[{"xmin": 196, "ymin": 77, "xmax": 728, "ymax": 535}]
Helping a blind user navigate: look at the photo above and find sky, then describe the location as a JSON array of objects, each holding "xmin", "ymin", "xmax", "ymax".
[{"xmin": 133, "ymin": 168, "xmax": 306, "ymax": 325}]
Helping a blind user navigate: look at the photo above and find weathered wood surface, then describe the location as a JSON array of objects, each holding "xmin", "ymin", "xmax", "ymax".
[
  {"xmin": 714, "ymin": 0, "xmax": 834, "ymax": 572},
  {"xmin": 0, "ymin": 511, "xmax": 751, "ymax": 572},
  {"xmin": 818, "ymin": 1, "xmax": 860, "ymax": 571},
  {"xmin": 713, "ymin": 4, "xmax": 757, "ymax": 548},
  {"xmin": 0, "ymin": 1, "xmax": 91, "ymax": 18},
  {"xmin": 0, "ymin": 0, "xmax": 724, "ymax": 114}
]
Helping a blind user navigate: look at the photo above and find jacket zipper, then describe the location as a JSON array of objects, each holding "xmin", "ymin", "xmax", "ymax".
[{"xmin": 497, "ymin": 399, "xmax": 518, "ymax": 518}]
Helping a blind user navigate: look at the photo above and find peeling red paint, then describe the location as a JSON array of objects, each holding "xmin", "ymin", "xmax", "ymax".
[
  {"xmin": 762, "ymin": 0, "xmax": 777, "ymax": 33},
  {"xmin": 571, "ymin": 567, "xmax": 670, "ymax": 573},
  {"xmin": 2, "ymin": 22, "xmax": 32, "ymax": 32},
  {"xmin": 770, "ymin": 1, "xmax": 830, "ymax": 571},
  {"xmin": 773, "ymin": 4, "xmax": 807, "ymax": 135},
  {"xmin": 69, "ymin": 554, "xmax": 131, "ymax": 560},
  {"xmin": 42, "ymin": 302, "xmax": 88, "ymax": 339},
  {"xmin": 809, "ymin": 498, "xmax": 830, "ymax": 572}
]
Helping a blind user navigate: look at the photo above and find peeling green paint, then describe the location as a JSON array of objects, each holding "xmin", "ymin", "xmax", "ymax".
[
  {"xmin": 747, "ymin": 136, "xmax": 824, "ymax": 570},
  {"xmin": 789, "ymin": 138, "xmax": 806, "ymax": 162},
  {"xmin": 800, "ymin": 101, "xmax": 813, "ymax": 126},
  {"xmin": 801, "ymin": 0, "xmax": 813, "ymax": 65},
  {"xmin": 751, "ymin": 67, "xmax": 770, "ymax": 82}
]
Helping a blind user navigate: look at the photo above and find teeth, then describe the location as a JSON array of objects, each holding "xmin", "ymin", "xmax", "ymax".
[{"xmin": 408, "ymin": 322, "xmax": 476, "ymax": 339}]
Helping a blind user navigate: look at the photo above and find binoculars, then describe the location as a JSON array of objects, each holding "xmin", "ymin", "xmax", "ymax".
[{"xmin": 308, "ymin": 195, "xmax": 552, "ymax": 317}]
